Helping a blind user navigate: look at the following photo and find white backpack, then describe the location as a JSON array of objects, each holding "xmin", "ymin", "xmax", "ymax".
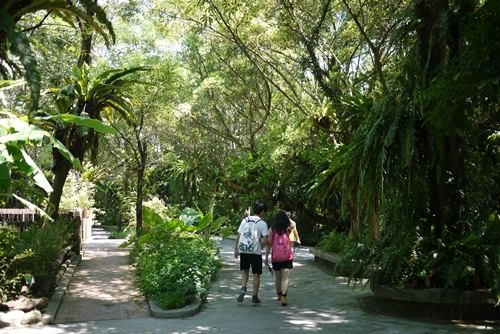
[{"xmin": 237, "ymin": 218, "xmax": 262, "ymax": 254}]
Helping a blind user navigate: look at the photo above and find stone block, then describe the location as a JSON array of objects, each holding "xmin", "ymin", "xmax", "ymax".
[{"xmin": 21, "ymin": 310, "xmax": 41, "ymax": 325}]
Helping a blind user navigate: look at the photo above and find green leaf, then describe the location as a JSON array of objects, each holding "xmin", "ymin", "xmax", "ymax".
[
  {"xmin": 0, "ymin": 9, "xmax": 40, "ymax": 121},
  {"xmin": 484, "ymin": 212, "xmax": 500, "ymax": 242},
  {"xmin": 12, "ymin": 194, "xmax": 53, "ymax": 221},
  {"xmin": 180, "ymin": 207, "xmax": 200, "ymax": 226},
  {"xmin": 142, "ymin": 206, "xmax": 164, "ymax": 227},
  {"xmin": 0, "ymin": 157, "xmax": 11, "ymax": 190},
  {"xmin": 137, "ymin": 233, "xmax": 151, "ymax": 246},
  {"xmin": 197, "ymin": 214, "xmax": 212, "ymax": 230},
  {"xmin": 20, "ymin": 150, "xmax": 53, "ymax": 193},
  {"xmin": 0, "ymin": 119, "xmax": 83, "ymax": 172},
  {"xmin": 166, "ymin": 219, "xmax": 184, "ymax": 230},
  {"xmin": 462, "ymin": 233, "xmax": 480, "ymax": 246},
  {"xmin": 48, "ymin": 136, "xmax": 83, "ymax": 171},
  {"xmin": 211, "ymin": 216, "xmax": 226, "ymax": 232},
  {"xmin": 0, "ymin": 80, "xmax": 23, "ymax": 89},
  {"xmin": 35, "ymin": 114, "xmax": 117, "ymax": 134},
  {"xmin": 217, "ymin": 227, "xmax": 234, "ymax": 239}
]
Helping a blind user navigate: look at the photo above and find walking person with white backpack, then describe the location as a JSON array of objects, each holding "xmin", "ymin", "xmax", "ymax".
[
  {"xmin": 234, "ymin": 200, "xmax": 269, "ymax": 305},
  {"xmin": 264, "ymin": 210, "xmax": 294, "ymax": 306}
]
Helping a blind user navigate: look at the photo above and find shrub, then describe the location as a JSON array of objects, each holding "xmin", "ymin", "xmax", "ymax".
[
  {"xmin": 0, "ymin": 221, "xmax": 73, "ymax": 300},
  {"xmin": 133, "ymin": 216, "xmax": 222, "ymax": 309},
  {"xmin": 317, "ymin": 230, "xmax": 352, "ymax": 254},
  {"xmin": 0, "ymin": 228, "xmax": 30, "ymax": 302},
  {"xmin": 108, "ymin": 225, "xmax": 134, "ymax": 239},
  {"xmin": 18, "ymin": 222, "xmax": 73, "ymax": 296}
]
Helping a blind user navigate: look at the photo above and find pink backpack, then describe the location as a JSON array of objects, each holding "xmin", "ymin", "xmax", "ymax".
[{"xmin": 271, "ymin": 229, "xmax": 293, "ymax": 262}]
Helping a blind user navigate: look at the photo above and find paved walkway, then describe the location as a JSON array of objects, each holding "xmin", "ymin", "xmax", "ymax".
[
  {"xmin": 2, "ymin": 236, "xmax": 500, "ymax": 333},
  {"xmin": 54, "ymin": 239, "xmax": 150, "ymax": 323}
]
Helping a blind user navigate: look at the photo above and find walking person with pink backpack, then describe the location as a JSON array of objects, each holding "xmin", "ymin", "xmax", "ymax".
[{"xmin": 264, "ymin": 210, "xmax": 294, "ymax": 306}]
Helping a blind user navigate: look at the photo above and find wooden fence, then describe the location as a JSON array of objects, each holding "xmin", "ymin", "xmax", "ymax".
[
  {"xmin": 0, "ymin": 209, "xmax": 93, "ymax": 254},
  {"xmin": 0, "ymin": 209, "xmax": 39, "ymax": 232}
]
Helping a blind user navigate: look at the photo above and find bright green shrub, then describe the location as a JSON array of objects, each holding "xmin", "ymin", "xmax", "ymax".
[{"xmin": 134, "ymin": 217, "xmax": 222, "ymax": 309}]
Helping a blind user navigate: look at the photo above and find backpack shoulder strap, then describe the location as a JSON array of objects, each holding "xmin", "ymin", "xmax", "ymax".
[{"xmin": 246, "ymin": 217, "xmax": 262, "ymax": 224}]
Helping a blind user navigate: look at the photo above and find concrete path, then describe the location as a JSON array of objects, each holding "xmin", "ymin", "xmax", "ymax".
[
  {"xmin": 1, "ymin": 236, "xmax": 499, "ymax": 333},
  {"xmin": 54, "ymin": 239, "xmax": 150, "ymax": 323}
]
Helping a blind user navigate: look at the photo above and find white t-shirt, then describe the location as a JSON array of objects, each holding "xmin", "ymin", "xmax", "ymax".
[{"xmin": 238, "ymin": 215, "xmax": 269, "ymax": 254}]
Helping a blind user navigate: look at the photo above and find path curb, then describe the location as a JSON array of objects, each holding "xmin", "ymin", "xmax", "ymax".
[
  {"xmin": 149, "ymin": 298, "xmax": 202, "ymax": 319},
  {"xmin": 43, "ymin": 255, "xmax": 82, "ymax": 324}
]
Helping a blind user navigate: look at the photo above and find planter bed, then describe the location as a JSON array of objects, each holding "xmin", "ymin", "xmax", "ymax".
[
  {"xmin": 372, "ymin": 284, "xmax": 500, "ymax": 320},
  {"xmin": 308, "ymin": 247, "xmax": 342, "ymax": 270}
]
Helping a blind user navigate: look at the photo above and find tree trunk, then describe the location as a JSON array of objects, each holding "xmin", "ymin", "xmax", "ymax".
[
  {"xmin": 48, "ymin": 156, "xmax": 71, "ymax": 219},
  {"xmin": 417, "ymin": 0, "xmax": 465, "ymax": 240},
  {"xmin": 135, "ymin": 141, "xmax": 147, "ymax": 233},
  {"xmin": 117, "ymin": 165, "xmax": 129, "ymax": 231}
]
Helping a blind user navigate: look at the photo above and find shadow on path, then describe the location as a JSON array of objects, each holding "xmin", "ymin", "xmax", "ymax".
[
  {"xmin": 54, "ymin": 239, "xmax": 150, "ymax": 323},
  {"xmin": 3, "ymin": 236, "xmax": 499, "ymax": 333}
]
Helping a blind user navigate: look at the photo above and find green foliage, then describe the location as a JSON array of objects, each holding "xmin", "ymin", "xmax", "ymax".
[
  {"xmin": 1, "ymin": 0, "xmax": 116, "ymax": 122},
  {"xmin": 319, "ymin": 0, "xmax": 500, "ymax": 314},
  {"xmin": 317, "ymin": 230, "xmax": 352, "ymax": 254},
  {"xmin": 60, "ymin": 174, "xmax": 95, "ymax": 211},
  {"xmin": 0, "ymin": 9, "xmax": 40, "ymax": 119},
  {"xmin": 0, "ymin": 112, "xmax": 83, "ymax": 215},
  {"xmin": 0, "ymin": 221, "xmax": 73, "ymax": 301},
  {"xmin": 92, "ymin": 180, "xmax": 125, "ymax": 227},
  {"xmin": 337, "ymin": 212, "xmax": 500, "ymax": 306},
  {"xmin": 132, "ymin": 208, "xmax": 223, "ymax": 309},
  {"xmin": 0, "ymin": 228, "xmax": 31, "ymax": 302},
  {"xmin": 19, "ymin": 222, "xmax": 73, "ymax": 281},
  {"xmin": 107, "ymin": 225, "xmax": 134, "ymax": 239}
]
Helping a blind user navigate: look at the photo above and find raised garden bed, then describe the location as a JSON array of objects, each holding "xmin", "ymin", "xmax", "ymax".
[
  {"xmin": 308, "ymin": 247, "xmax": 342, "ymax": 270},
  {"xmin": 371, "ymin": 284, "xmax": 500, "ymax": 320},
  {"xmin": 308, "ymin": 247, "xmax": 500, "ymax": 321}
]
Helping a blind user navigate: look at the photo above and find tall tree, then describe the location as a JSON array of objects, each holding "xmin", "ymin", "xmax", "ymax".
[
  {"xmin": 46, "ymin": 64, "xmax": 146, "ymax": 217},
  {"xmin": 335, "ymin": 0, "xmax": 500, "ymax": 296}
]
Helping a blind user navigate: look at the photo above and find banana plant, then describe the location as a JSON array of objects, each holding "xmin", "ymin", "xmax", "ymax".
[{"xmin": 0, "ymin": 111, "xmax": 82, "ymax": 219}]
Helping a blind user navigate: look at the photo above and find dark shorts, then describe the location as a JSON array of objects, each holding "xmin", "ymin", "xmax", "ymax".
[
  {"xmin": 272, "ymin": 259, "xmax": 293, "ymax": 271},
  {"xmin": 240, "ymin": 253, "xmax": 263, "ymax": 275}
]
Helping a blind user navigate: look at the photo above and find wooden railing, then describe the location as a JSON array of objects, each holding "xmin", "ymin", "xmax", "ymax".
[
  {"xmin": 0, "ymin": 208, "xmax": 40, "ymax": 232},
  {"xmin": 0, "ymin": 209, "xmax": 93, "ymax": 254}
]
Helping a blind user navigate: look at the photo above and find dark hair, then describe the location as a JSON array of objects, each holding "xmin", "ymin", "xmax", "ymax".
[
  {"xmin": 253, "ymin": 200, "xmax": 268, "ymax": 215},
  {"xmin": 272, "ymin": 210, "xmax": 291, "ymax": 235}
]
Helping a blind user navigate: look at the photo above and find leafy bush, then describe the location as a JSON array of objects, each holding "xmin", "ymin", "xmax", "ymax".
[
  {"xmin": 0, "ymin": 221, "xmax": 73, "ymax": 300},
  {"xmin": 131, "ymin": 207, "xmax": 223, "ymax": 309},
  {"xmin": 19, "ymin": 222, "xmax": 73, "ymax": 296},
  {"xmin": 0, "ymin": 228, "xmax": 30, "ymax": 302},
  {"xmin": 336, "ymin": 212, "xmax": 500, "ymax": 307},
  {"xmin": 108, "ymin": 225, "xmax": 134, "ymax": 239},
  {"xmin": 317, "ymin": 230, "xmax": 352, "ymax": 254}
]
